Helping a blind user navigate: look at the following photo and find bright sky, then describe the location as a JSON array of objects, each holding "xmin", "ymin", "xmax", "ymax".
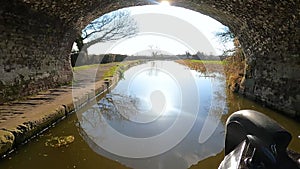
[{"xmin": 86, "ymin": 4, "xmax": 233, "ymax": 56}]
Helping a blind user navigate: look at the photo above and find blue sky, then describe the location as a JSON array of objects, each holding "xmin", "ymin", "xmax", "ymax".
[{"xmin": 84, "ymin": 4, "xmax": 233, "ymax": 56}]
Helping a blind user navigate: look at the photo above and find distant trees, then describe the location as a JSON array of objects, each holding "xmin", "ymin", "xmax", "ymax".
[
  {"xmin": 149, "ymin": 45, "xmax": 162, "ymax": 58},
  {"xmin": 74, "ymin": 10, "xmax": 138, "ymax": 55},
  {"xmin": 195, "ymin": 51, "xmax": 219, "ymax": 60}
]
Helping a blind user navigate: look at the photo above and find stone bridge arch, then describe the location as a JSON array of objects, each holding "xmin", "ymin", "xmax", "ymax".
[{"xmin": 0, "ymin": 0, "xmax": 299, "ymax": 116}]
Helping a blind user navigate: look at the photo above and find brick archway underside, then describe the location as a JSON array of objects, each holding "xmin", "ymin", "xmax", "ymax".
[{"xmin": 0, "ymin": 0, "xmax": 299, "ymax": 116}]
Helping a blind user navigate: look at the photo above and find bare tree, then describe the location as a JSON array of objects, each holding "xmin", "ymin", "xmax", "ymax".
[
  {"xmin": 149, "ymin": 45, "xmax": 161, "ymax": 58},
  {"xmin": 215, "ymin": 27, "xmax": 235, "ymax": 56},
  {"xmin": 215, "ymin": 27, "xmax": 234, "ymax": 44},
  {"xmin": 75, "ymin": 10, "xmax": 138, "ymax": 54},
  {"xmin": 216, "ymin": 27, "xmax": 245, "ymax": 60}
]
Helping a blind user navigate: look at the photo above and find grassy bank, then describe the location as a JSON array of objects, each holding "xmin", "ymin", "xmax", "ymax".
[
  {"xmin": 223, "ymin": 55, "xmax": 246, "ymax": 92},
  {"xmin": 73, "ymin": 62, "xmax": 129, "ymax": 80},
  {"xmin": 176, "ymin": 59, "xmax": 225, "ymax": 73},
  {"xmin": 103, "ymin": 64, "xmax": 125, "ymax": 79},
  {"xmin": 176, "ymin": 59, "xmax": 245, "ymax": 91},
  {"xmin": 73, "ymin": 64, "xmax": 100, "ymax": 71},
  {"xmin": 189, "ymin": 60, "xmax": 226, "ymax": 65}
]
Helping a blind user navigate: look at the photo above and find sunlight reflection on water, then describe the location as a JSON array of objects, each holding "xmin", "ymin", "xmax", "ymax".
[{"xmin": 78, "ymin": 61, "xmax": 227, "ymax": 169}]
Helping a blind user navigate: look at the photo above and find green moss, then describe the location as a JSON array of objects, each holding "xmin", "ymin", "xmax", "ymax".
[{"xmin": 0, "ymin": 130, "xmax": 15, "ymax": 156}]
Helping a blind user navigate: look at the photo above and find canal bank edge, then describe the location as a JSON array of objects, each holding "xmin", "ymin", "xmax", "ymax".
[{"xmin": 0, "ymin": 61, "xmax": 141, "ymax": 157}]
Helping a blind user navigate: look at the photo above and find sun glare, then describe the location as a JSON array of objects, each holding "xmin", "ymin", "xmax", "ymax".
[{"xmin": 160, "ymin": 1, "xmax": 170, "ymax": 6}]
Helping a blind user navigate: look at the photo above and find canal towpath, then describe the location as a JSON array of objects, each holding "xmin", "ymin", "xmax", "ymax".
[{"xmin": 0, "ymin": 61, "xmax": 138, "ymax": 157}]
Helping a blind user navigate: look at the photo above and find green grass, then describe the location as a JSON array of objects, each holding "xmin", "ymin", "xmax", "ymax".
[
  {"xmin": 103, "ymin": 63, "xmax": 125, "ymax": 79},
  {"xmin": 73, "ymin": 64, "xmax": 100, "ymax": 71},
  {"xmin": 103, "ymin": 65, "xmax": 119, "ymax": 78},
  {"xmin": 74, "ymin": 61, "xmax": 137, "ymax": 80},
  {"xmin": 189, "ymin": 60, "xmax": 226, "ymax": 65}
]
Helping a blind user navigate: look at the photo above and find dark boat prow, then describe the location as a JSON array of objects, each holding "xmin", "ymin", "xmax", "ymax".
[{"xmin": 219, "ymin": 110, "xmax": 300, "ymax": 169}]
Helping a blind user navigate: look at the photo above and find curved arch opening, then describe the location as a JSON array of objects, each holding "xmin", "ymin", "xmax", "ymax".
[
  {"xmin": 70, "ymin": 5, "xmax": 236, "ymax": 65},
  {"xmin": 70, "ymin": 4, "xmax": 245, "ymax": 101},
  {"xmin": 70, "ymin": 4, "xmax": 245, "ymax": 169},
  {"xmin": 1, "ymin": 0, "xmax": 299, "ymax": 168}
]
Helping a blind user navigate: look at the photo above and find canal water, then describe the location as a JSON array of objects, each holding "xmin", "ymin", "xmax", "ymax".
[{"xmin": 1, "ymin": 61, "xmax": 299, "ymax": 169}]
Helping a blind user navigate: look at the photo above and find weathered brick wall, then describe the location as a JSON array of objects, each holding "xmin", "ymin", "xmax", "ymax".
[
  {"xmin": 210, "ymin": 1, "xmax": 300, "ymax": 116},
  {"xmin": 0, "ymin": 0, "xmax": 299, "ymax": 117},
  {"xmin": 0, "ymin": 0, "xmax": 73, "ymax": 103}
]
